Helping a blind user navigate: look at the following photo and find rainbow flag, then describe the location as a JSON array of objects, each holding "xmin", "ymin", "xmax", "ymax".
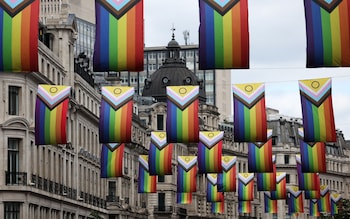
[
  {"xmin": 166, "ymin": 86, "xmax": 199, "ymax": 143},
  {"xmin": 0, "ymin": 0, "xmax": 39, "ymax": 72},
  {"xmin": 331, "ymin": 193, "xmax": 341, "ymax": 215},
  {"xmin": 93, "ymin": 0, "xmax": 144, "ymax": 72},
  {"xmin": 271, "ymin": 172, "xmax": 287, "ymax": 200},
  {"xmin": 310, "ymin": 199, "xmax": 321, "ymax": 217},
  {"xmin": 296, "ymin": 154, "xmax": 320, "ymax": 191},
  {"xmin": 198, "ymin": 0, "xmax": 249, "ymax": 69},
  {"xmin": 287, "ymin": 186, "xmax": 304, "ymax": 215},
  {"xmin": 211, "ymin": 202, "xmax": 225, "ymax": 214},
  {"xmin": 304, "ymin": 189, "xmax": 321, "ymax": 199},
  {"xmin": 248, "ymin": 129, "xmax": 273, "ymax": 172},
  {"xmin": 176, "ymin": 192, "xmax": 192, "ymax": 204},
  {"xmin": 304, "ymin": 0, "xmax": 350, "ymax": 67},
  {"xmin": 35, "ymin": 85, "xmax": 70, "ymax": 145},
  {"xmin": 305, "ymin": 189, "xmax": 321, "ymax": 199},
  {"xmin": 99, "ymin": 86, "xmax": 134, "ymax": 143},
  {"xmin": 148, "ymin": 132, "xmax": 173, "ymax": 176},
  {"xmin": 198, "ymin": 131, "xmax": 223, "ymax": 173},
  {"xmin": 177, "ymin": 156, "xmax": 197, "ymax": 193},
  {"xmin": 299, "ymin": 78, "xmax": 336, "ymax": 142},
  {"xmin": 207, "ymin": 174, "xmax": 224, "ymax": 202},
  {"xmin": 138, "ymin": 155, "xmax": 156, "ymax": 193},
  {"xmin": 238, "ymin": 201, "xmax": 251, "ymax": 213},
  {"xmin": 238, "ymin": 173, "xmax": 254, "ymax": 201},
  {"xmin": 218, "ymin": 156, "xmax": 236, "ymax": 192},
  {"xmin": 318, "ymin": 185, "xmax": 331, "ymax": 213},
  {"xmin": 298, "ymin": 128, "xmax": 326, "ymax": 173},
  {"xmin": 264, "ymin": 192, "xmax": 277, "ymax": 213},
  {"xmin": 100, "ymin": 143, "xmax": 124, "ymax": 178},
  {"xmin": 257, "ymin": 155, "xmax": 276, "ymax": 191},
  {"xmin": 233, "ymin": 83, "xmax": 267, "ymax": 142}
]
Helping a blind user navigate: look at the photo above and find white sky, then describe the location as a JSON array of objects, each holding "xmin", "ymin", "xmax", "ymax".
[{"xmin": 144, "ymin": 0, "xmax": 350, "ymax": 139}]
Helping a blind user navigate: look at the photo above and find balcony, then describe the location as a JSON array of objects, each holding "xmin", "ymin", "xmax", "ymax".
[
  {"xmin": 5, "ymin": 172, "xmax": 27, "ymax": 185},
  {"xmin": 153, "ymin": 206, "xmax": 173, "ymax": 214}
]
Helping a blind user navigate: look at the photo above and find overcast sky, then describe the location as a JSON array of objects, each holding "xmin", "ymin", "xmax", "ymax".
[{"xmin": 144, "ymin": 0, "xmax": 350, "ymax": 139}]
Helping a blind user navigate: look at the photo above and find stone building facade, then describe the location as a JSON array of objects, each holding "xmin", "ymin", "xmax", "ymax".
[{"xmin": 0, "ymin": 1, "xmax": 349, "ymax": 219}]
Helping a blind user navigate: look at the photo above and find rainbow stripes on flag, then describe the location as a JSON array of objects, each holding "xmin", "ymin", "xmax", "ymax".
[
  {"xmin": 100, "ymin": 143, "xmax": 124, "ymax": 178},
  {"xmin": 0, "ymin": 0, "xmax": 39, "ymax": 72},
  {"xmin": 304, "ymin": 0, "xmax": 350, "ymax": 67},
  {"xmin": 238, "ymin": 173, "xmax": 254, "ymax": 201},
  {"xmin": 305, "ymin": 189, "xmax": 321, "ymax": 199},
  {"xmin": 299, "ymin": 78, "xmax": 336, "ymax": 142},
  {"xmin": 211, "ymin": 202, "xmax": 225, "ymax": 214},
  {"xmin": 148, "ymin": 132, "xmax": 173, "ymax": 175},
  {"xmin": 310, "ymin": 199, "xmax": 321, "ymax": 217},
  {"xmin": 257, "ymin": 155, "xmax": 276, "ymax": 191},
  {"xmin": 271, "ymin": 172, "xmax": 287, "ymax": 200},
  {"xmin": 296, "ymin": 154, "xmax": 320, "ymax": 191},
  {"xmin": 177, "ymin": 192, "xmax": 192, "ymax": 204},
  {"xmin": 248, "ymin": 129, "xmax": 273, "ymax": 172},
  {"xmin": 198, "ymin": 0, "xmax": 249, "ymax": 69},
  {"xmin": 93, "ymin": 0, "xmax": 144, "ymax": 72},
  {"xmin": 138, "ymin": 155, "xmax": 156, "ymax": 193},
  {"xmin": 298, "ymin": 128, "xmax": 326, "ymax": 173},
  {"xmin": 318, "ymin": 185, "xmax": 331, "ymax": 213},
  {"xmin": 166, "ymin": 86, "xmax": 199, "ymax": 143},
  {"xmin": 198, "ymin": 131, "xmax": 223, "ymax": 173},
  {"xmin": 177, "ymin": 156, "xmax": 197, "ymax": 193},
  {"xmin": 99, "ymin": 86, "xmax": 134, "ymax": 143},
  {"xmin": 238, "ymin": 201, "xmax": 251, "ymax": 213},
  {"xmin": 264, "ymin": 192, "xmax": 277, "ymax": 213},
  {"xmin": 288, "ymin": 186, "xmax": 304, "ymax": 215},
  {"xmin": 207, "ymin": 174, "xmax": 224, "ymax": 202},
  {"xmin": 35, "ymin": 85, "xmax": 70, "ymax": 145},
  {"xmin": 233, "ymin": 83, "xmax": 267, "ymax": 142},
  {"xmin": 218, "ymin": 156, "xmax": 236, "ymax": 192},
  {"xmin": 331, "ymin": 193, "xmax": 341, "ymax": 215}
]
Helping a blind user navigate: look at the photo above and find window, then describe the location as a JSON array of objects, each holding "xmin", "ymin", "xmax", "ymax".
[
  {"xmin": 8, "ymin": 139, "xmax": 19, "ymax": 184},
  {"xmin": 157, "ymin": 115, "xmax": 164, "ymax": 131},
  {"xmin": 286, "ymin": 174, "xmax": 290, "ymax": 183},
  {"xmin": 284, "ymin": 155, "xmax": 289, "ymax": 164},
  {"xmin": 8, "ymin": 86, "xmax": 20, "ymax": 115},
  {"xmin": 158, "ymin": 193, "xmax": 165, "ymax": 211},
  {"xmin": 108, "ymin": 181, "xmax": 116, "ymax": 196},
  {"xmin": 158, "ymin": 176, "xmax": 165, "ymax": 182},
  {"xmin": 4, "ymin": 202, "xmax": 20, "ymax": 219}
]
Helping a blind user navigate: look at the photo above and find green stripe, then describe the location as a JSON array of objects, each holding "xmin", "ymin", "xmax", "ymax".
[
  {"xmin": 312, "ymin": 105, "xmax": 320, "ymax": 140},
  {"xmin": 320, "ymin": 9, "xmax": 332, "ymax": 65},
  {"xmin": 44, "ymin": 108, "xmax": 51, "ymax": 144},
  {"xmin": 244, "ymin": 106, "xmax": 251, "ymax": 140},
  {"xmin": 3, "ymin": 13, "xmax": 12, "ymax": 70},
  {"xmin": 214, "ymin": 11, "xmax": 224, "ymax": 68},
  {"xmin": 176, "ymin": 108, "xmax": 183, "ymax": 141},
  {"xmin": 109, "ymin": 109, "xmax": 115, "ymax": 141},
  {"xmin": 109, "ymin": 14, "xmax": 118, "ymax": 70}
]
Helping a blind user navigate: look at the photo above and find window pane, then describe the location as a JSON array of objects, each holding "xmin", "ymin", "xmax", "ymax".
[{"xmin": 8, "ymin": 86, "xmax": 19, "ymax": 116}]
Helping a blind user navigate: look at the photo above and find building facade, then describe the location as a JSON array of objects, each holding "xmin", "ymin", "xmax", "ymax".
[{"xmin": 0, "ymin": 1, "xmax": 349, "ymax": 219}]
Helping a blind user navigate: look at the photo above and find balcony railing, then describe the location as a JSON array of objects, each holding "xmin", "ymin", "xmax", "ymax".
[
  {"xmin": 153, "ymin": 206, "xmax": 173, "ymax": 214},
  {"xmin": 5, "ymin": 172, "xmax": 27, "ymax": 185},
  {"xmin": 6, "ymin": 172, "xmax": 106, "ymax": 209}
]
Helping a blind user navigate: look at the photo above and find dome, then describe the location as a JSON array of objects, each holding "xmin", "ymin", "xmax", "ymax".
[{"xmin": 142, "ymin": 35, "xmax": 206, "ymax": 103}]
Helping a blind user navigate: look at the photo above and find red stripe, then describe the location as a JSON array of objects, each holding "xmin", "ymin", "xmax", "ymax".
[
  {"xmin": 29, "ymin": 0, "xmax": 39, "ymax": 71},
  {"xmin": 133, "ymin": 0, "xmax": 144, "ymax": 71}
]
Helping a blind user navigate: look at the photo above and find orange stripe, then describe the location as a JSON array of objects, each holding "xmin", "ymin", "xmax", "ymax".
[
  {"xmin": 339, "ymin": 1, "xmax": 350, "ymax": 65},
  {"xmin": 21, "ymin": 5, "xmax": 31, "ymax": 70},
  {"xmin": 231, "ymin": 2, "xmax": 242, "ymax": 66}
]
